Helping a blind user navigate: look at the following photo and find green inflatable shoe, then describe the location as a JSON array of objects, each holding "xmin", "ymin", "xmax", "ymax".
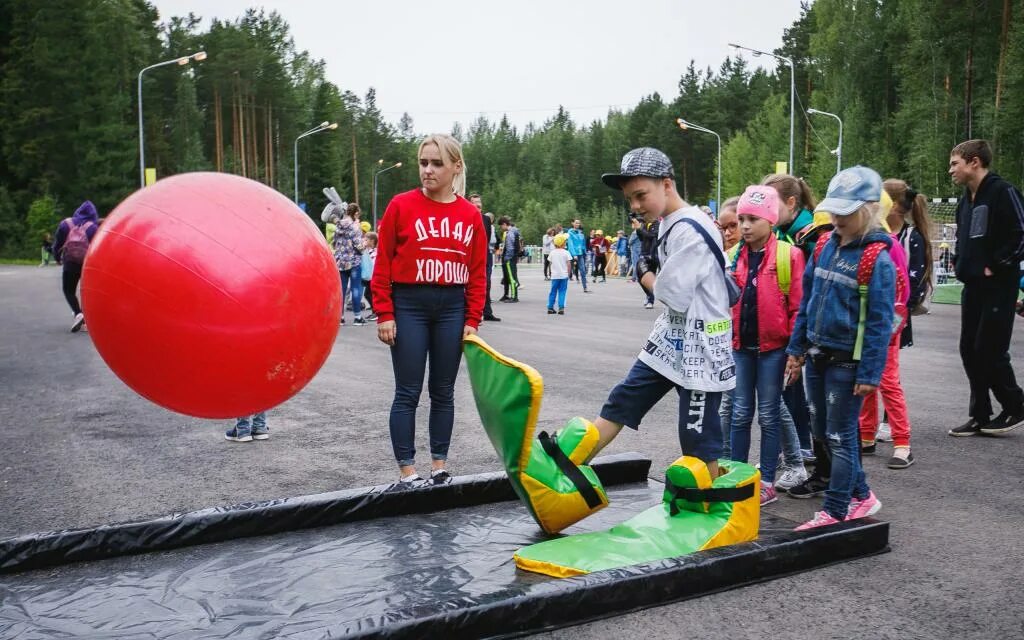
[
  {"xmin": 463, "ymin": 334, "xmax": 608, "ymax": 534},
  {"xmin": 514, "ymin": 456, "xmax": 761, "ymax": 577}
]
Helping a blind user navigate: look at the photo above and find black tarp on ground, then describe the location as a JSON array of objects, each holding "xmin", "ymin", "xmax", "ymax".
[
  {"xmin": 0, "ymin": 454, "xmax": 650, "ymax": 574},
  {"xmin": 0, "ymin": 470, "xmax": 888, "ymax": 639}
]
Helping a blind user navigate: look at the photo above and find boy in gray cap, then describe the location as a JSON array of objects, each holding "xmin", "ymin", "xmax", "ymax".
[{"xmin": 586, "ymin": 148, "xmax": 736, "ymax": 477}]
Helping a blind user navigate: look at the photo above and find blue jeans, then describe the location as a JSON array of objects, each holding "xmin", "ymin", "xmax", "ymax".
[
  {"xmin": 805, "ymin": 360, "xmax": 870, "ymax": 520},
  {"xmin": 389, "ymin": 285, "xmax": 466, "ymax": 467},
  {"xmin": 548, "ymin": 278, "xmax": 568, "ymax": 309},
  {"xmin": 730, "ymin": 348, "xmax": 786, "ymax": 482},
  {"xmin": 719, "ymin": 390, "xmax": 734, "ymax": 458},
  {"xmin": 778, "ymin": 399, "xmax": 804, "ymax": 467},
  {"xmin": 236, "ymin": 412, "xmax": 266, "ymax": 435},
  {"xmin": 340, "ymin": 264, "xmax": 364, "ymax": 319},
  {"xmin": 572, "ymin": 255, "xmax": 588, "ymax": 289},
  {"xmin": 784, "ymin": 379, "xmax": 813, "ymax": 449}
]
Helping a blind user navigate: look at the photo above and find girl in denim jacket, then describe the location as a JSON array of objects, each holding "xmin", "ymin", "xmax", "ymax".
[{"xmin": 785, "ymin": 166, "xmax": 896, "ymax": 530}]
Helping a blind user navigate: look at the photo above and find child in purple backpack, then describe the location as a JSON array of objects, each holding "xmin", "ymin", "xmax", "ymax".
[{"xmin": 53, "ymin": 201, "xmax": 100, "ymax": 333}]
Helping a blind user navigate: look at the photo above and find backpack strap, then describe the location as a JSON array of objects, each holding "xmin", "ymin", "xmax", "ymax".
[
  {"xmin": 776, "ymin": 240, "xmax": 793, "ymax": 296},
  {"xmin": 853, "ymin": 242, "xmax": 887, "ymax": 361}
]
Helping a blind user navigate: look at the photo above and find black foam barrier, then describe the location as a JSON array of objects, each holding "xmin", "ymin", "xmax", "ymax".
[
  {"xmin": 0, "ymin": 462, "xmax": 888, "ymax": 639},
  {"xmin": 0, "ymin": 452, "xmax": 650, "ymax": 574}
]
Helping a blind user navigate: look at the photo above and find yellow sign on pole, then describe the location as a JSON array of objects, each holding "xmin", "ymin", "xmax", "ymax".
[
  {"xmin": 775, "ymin": 161, "xmax": 788, "ymax": 175},
  {"xmin": 145, "ymin": 168, "xmax": 157, "ymax": 186}
]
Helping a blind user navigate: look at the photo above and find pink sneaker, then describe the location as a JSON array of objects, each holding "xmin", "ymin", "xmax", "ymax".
[
  {"xmin": 795, "ymin": 510, "xmax": 843, "ymax": 530},
  {"xmin": 760, "ymin": 481, "xmax": 778, "ymax": 506},
  {"xmin": 847, "ymin": 491, "xmax": 882, "ymax": 520}
]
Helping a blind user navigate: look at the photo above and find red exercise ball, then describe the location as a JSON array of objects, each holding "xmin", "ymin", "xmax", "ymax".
[{"xmin": 81, "ymin": 172, "xmax": 341, "ymax": 418}]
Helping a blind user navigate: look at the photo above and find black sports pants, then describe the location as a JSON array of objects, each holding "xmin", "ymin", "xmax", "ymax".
[{"xmin": 960, "ymin": 280, "xmax": 1024, "ymax": 420}]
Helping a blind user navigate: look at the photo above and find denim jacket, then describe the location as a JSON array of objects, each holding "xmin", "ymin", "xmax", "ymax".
[{"xmin": 786, "ymin": 229, "xmax": 896, "ymax": 386}]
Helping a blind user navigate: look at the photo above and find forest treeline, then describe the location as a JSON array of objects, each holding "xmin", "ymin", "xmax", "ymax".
[{"xmin": 2, "ymin": 0, "xmax": 1022, "ymax": 254}]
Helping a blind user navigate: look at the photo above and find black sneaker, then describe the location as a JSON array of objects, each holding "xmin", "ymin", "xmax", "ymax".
[
  {"xmin": 547, "ymin": 308, "xmax": 556, "ymax": 314},
  {"xmin": 787, "ymin": 475, "xmax": 829, "ymax": 499},
  {"xmin": 389, "ymin": 475, "xmax": 424, "ymax": 491},
  {"xmin": 507, "ymin": 298, "xmax": 519, "ymax": 303},
  {"xmin": 483, "ymin": 315, "xmax": 502, "ymax": 322},
  {"xmin": 980, "ymin": 409, "xmax": 1024, "ymax": 434},
  {"xmin": 949, "ymin": 418, "xmax": 986, "ymax": 437},
  {"xmin": 557, "ymin": 309, "xmax": 564, "ymax": 315},
  {"xmin": 887, "ymin": 450, "xmax": 915, "ymax": 469},
  {"xmin": 861, "ymin": 442, "xmax": 876, "ymax": 455},
  {"xmin": 430, "ymin": 470, "xmax": 453, "ymax": 485},
  {"xmin": 352, "ymin": 317, "xmax": 367, "ymax": 326}
]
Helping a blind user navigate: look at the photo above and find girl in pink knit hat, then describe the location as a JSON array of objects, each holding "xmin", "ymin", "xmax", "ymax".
[{"xmin": 728, "ymin": 185, "xmax": 806, "ymax": 506}]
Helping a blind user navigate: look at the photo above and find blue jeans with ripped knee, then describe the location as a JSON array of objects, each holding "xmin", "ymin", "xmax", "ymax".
[{"xmin": 804, "ymin": 360, "xmax": 870, "ymax": 521}]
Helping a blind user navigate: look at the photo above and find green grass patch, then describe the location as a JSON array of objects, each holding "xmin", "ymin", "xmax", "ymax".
[
  {"xmin": 0, "ymin": 258, "xmax": 41, "ymax": 265},
  {"xmin": 932, "ymin": 283, "xmax": 963, "ymax": 305}
]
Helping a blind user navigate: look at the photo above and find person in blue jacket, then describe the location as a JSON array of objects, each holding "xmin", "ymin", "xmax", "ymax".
[
  {"xmin": 785, "ymin": 166, "xmax": 896, "ymax": 530},
  {"xmin": 566, "ymin": 219, "xmax": 590, "ymax": 293}
]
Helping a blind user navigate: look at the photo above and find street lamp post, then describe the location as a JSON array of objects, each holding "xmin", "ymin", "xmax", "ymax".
[
  {"xmin": 676, "ymin": 118, "xmax": 721, "ymax": 215},
  {"xmin": 293, "ymin": 121, "xmax": 338, "ymax": 204},
  {"xmin": 373, "ymin": 160, "xmax": 403, "ymax": 229},
  {"xmin": 807, "ymin": 108, "xmax": 843, "ymax": 175},
  {"xmin": 138, "ymin": 51, "xmax": 207, "ymax": 187},
  {"xmin": 729, "ymin": 42, "xmax": 794, "ymax": 174}
]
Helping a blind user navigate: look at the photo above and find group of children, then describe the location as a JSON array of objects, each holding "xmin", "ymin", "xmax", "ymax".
[
  {"xmin": 579, "ymin": 146, "xmax": 929, "ymax": 531},
  {"xmin": 720, "ymin": 166, "xmax": 930, "ymax": 527}
]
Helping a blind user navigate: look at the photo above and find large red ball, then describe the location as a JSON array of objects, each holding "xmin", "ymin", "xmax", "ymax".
[{"xmin": 81, "ymin": 172, "xmax": 341, "ymax": 418}]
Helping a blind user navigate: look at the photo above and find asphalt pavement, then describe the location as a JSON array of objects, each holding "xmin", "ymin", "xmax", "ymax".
[{"xmin": 1, "ymin": 263, "xmax": 1022, "ymax": 639}]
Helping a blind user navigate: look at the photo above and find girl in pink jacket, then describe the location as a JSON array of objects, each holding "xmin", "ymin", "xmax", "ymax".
[{"xmin": 728, "ymin": 185, "xmax": 806, "ymax": 506}]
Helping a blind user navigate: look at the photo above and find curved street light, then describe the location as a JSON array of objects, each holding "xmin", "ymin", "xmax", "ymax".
[
  {"xmin": 293, "ymin": 121, "xmax": 338, "ymax": 204},
  {"xmin": 807, "ymin": 108, "xmax": 843, "ymax": 175},
  {"xmin": 729, "ymin": 42, "xmax": 794, "ymax": 174},
  {"xmin": 373, "ymin": 160, "xmax": 403, "ymax": 229},
  {"xmin": 137, "ymin": 51, "xmax": 208, "ymax": 187},
  {"xmin": 677, "ymin": 118, "xmax": 721, "ymax": 215}
]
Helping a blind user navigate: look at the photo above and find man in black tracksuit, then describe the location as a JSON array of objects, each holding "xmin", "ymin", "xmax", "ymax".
[
  {"xmin": 948, "ymin": 139, "xmax": 1024, "ymax": 436},
  {"xmin": 469, "ymin": 193, "xmax": 500, "ymax": 322}
]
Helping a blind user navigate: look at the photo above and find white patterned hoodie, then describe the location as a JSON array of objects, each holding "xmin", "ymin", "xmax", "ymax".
[{"xmin": 637, "ymin": 206, "xmax": 736, "ymax": 392}]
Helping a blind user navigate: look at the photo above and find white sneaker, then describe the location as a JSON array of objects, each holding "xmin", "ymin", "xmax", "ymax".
[
  {"xmin": 774, "ymin": 465, "xmax": 809, "ymax": 492},
  {"xmin": 644, "ymin": 302, "xmax": 654, "ymax": 309},
  {"xmin": 70, "ymin": 313, "xmax": 85, "ymax": 333},
  {"xmin": 876, "ymin": 422, "xmax": 893, "ymax": 442}
]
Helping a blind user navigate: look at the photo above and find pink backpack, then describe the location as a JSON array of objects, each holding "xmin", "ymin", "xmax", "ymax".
[{"xmin": 61, "ymin": 218, "xmax": 95, "ymax": 263}]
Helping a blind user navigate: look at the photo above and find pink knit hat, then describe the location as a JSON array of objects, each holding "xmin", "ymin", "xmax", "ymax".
[{"xmin": 736, "ymin": 185, "xmax": 780, "ymax": 225}]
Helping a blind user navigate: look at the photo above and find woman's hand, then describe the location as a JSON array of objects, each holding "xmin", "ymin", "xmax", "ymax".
[
  {"xmin": 463, "ymin": 325, "xmax": 478, "ymax": 339},
  {"xmin": 377, "ymin": 320, "xmax": 396, "ymax": 346},
  {"xmin": 854, "ymin": 384, "xmax": 877, "ymax": 397}
]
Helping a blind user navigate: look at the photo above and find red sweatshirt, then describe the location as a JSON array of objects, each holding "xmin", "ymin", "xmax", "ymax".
[{"xmin": 372, "ymin": 189, "xmax": 488, "ymax": 328}]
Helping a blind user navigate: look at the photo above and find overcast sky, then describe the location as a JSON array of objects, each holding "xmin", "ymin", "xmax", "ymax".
[{"xmin": 150, "ymin": 0, "xmax": 807, "ymax": 134}]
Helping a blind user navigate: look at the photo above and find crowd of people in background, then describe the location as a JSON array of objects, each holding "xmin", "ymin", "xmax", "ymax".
[{"xmin": 47, "ymin": 135, "xmax": 1024, "ymax": 530}]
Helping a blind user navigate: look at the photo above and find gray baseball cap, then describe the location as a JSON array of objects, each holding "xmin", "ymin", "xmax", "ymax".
[
  {"xmin": 601, "ymin": 147, "xmax": 675, "ymax": 190},
  {"xmin": 815, "ymin": 166, "xmax": 883, "ymax": 216}
]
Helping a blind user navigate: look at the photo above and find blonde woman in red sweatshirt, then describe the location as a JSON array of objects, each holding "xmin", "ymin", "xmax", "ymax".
[{"xmin": 372, "ymin": 134, "xmax": 488, "ymax": 488}]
